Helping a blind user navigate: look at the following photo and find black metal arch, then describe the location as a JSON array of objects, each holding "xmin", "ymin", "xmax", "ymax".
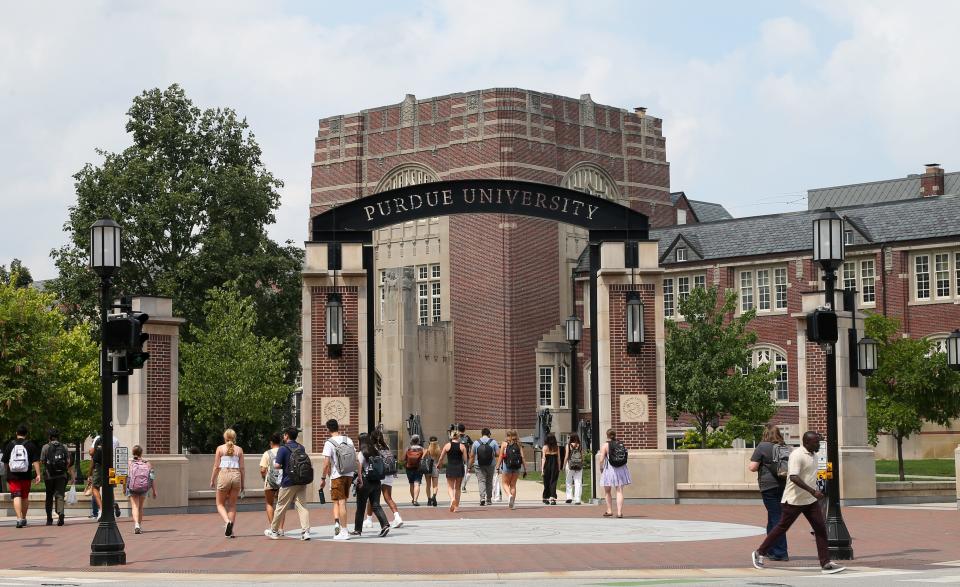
[{"xmin": 310, "ymin": 179, "xmax": 649, "ymax": 242}]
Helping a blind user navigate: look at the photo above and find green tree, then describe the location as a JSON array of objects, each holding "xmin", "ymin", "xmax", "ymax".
[
  {"xmin": 0, "ymin": 278, "xmax": 98, "ymax": 443},
  {"xmin": 864, "ymin": 313, "xmax": 960, "ymax": 480},
  {"xmin": 0, "ymin": 259, "xmax": 34, "ymax": 288},
  {"xmin": 48, "ymin": 84, "xmax": 303, "ymax": 383},
  {"xmin": 665, "ymin": 285, "xmax": 777, "ymax": 448},
  {"xmin": 180, "ymin": 284, "xmax": 293, "ymax": 452}
]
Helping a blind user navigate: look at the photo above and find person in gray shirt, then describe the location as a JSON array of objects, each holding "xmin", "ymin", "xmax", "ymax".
[
  {"xmin": 469, "ymin": 428, "xmax": 499, "ymax": 506},
  {"xmin": 747, "ymin": 424, "xmax": 789, "ymax": 561}
]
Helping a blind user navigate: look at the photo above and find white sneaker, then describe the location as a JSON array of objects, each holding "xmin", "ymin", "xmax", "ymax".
[
  {"xmin": 333, "ymin": 530, "xmax": 350, "ymax": 540},
  {"xmin": 362, "ymin": 516, "xmax": 374, "ymax": 529},
  {"xmin": 334, "ymin": 523, "xmax": 341, "ymax": 536},
  {"xmin": 751, "ymin": 550, "xmax": 764, "ymax": 569},
  {"xmin": 301, "ymin": 529, "xmax": 311, "ymax": 541},
  {"xmin": 392, "ymin": 515, "xmax": 403, "ymax": 529},
  {"xmin": 264, "ymin": 529, "xmax": 282, "ymax": 540},
  {"xmin": 821, "ymin": 562, "xmax": 846, "ymax": 574}
]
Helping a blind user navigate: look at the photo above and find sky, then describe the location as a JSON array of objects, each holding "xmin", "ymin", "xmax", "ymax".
[{"xmin": 3, "ymin": 0, "xmax": 960, "ymax": 280}]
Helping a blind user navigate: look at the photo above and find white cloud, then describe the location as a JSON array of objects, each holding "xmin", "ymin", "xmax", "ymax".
[{"xmin": 759, "ymin": 17, "xmax": 816, "ymax": 61}]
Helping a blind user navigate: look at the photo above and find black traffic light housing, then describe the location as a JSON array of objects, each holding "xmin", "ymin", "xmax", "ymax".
[
  {"xmin": 103, "ymin": 312, "xmax": 150, "ymax": 370},
  {"xmin": 806, "ymin": 308, "xmax": 838, "ymax": 344}
]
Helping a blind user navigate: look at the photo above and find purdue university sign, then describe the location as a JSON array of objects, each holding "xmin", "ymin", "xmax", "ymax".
[{"xmin": 311, "ymin": 179, "xmax": 649, "ymax": 239}]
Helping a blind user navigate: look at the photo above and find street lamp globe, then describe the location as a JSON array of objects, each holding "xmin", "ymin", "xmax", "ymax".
[
  {"xmin": 857, "ymin": 337, "xmax": 878, "ymax": 376},
  {"xmin": 947, "ymin": 329, "xmax": 960, "ymax": 372},
  {"xmin": 89, "ymin": 217, "xmax": 121, "ymax": 277},
  {"xmin": 325, "ymin": 293, "xmax": 344, "ymax": 357},
  {"xmin": 812, "ymin": 209, "xmax": 845, "ymax": 271},
  {"xmin": 626, "ymin": 292, "xmax": 644, "ymax": 354},
  {"xmin": 565, "ymin": 314, "xmax": 582, "ymax": 344}
]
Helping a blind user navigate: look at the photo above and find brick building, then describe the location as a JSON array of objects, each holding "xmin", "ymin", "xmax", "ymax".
[{"xmin": 309, "ymin": 89, "xmax": 698, "ymax": 438}]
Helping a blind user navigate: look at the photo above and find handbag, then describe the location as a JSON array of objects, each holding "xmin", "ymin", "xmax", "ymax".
[{"xmin": 83, "ymin": 479, "xmax": 93, "ymax": 496}]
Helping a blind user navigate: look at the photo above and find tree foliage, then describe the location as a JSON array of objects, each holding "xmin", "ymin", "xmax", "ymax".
[
  {"xmin": 48, "ymin": 84, "xmax": 303, "ymax": 381},
  {"xmin": 864, "ymin": 313, "xmax": 960, "ymax": 480},
  {"xmin": 0, "ymin": 279, "xmax": 99, "ymax": 444},
  {"xmin": 1, "ymin": 260, "xmax": 34, "ymax": 288},
  {"xmin": 180, "ymin": 284, "xmax": 293, "ymax": 452},
  {"xmin": 666, "ymin": 285, "xmax": 777, "ymax": 448}
]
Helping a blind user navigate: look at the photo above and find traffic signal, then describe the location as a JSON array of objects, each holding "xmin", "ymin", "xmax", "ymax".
[
  {"xmin": 806, "ymin": 309, "xmax": 838, "ymax": 344},
  {"xmin": 103, "ymin": 312, "xmax": 150, "ymax": 370},
  {"xmin": 128, "ymin": 312, "xmax": 150, "ymax": 370}
]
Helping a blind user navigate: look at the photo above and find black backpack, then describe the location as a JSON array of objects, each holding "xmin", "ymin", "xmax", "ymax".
[
  {"xmin": 286, "ymin": 444, "xmax": 314, "ymax": 486},
  {"xmin": 608, "ymin": 440, "xmax": 628, "ymax": 468},
  {"xmin": 379, "ymin": 447, "xmax": 397, "ymax": 476},
  {"xmin": 476, "ymin": 440, "xmax": 495, "ymax": 466},
  {"xmin": 364, "ymin": 454, "xmax": 386, "ymax": 482},
  {"xmin": 504, "ymin": 443, "xmax": 523, "ymax": 469},
  {"xmin": 46, "ymin": 441, "xmax": 69, "ymax": 476},
  {"xmin": 418, "ymin": 454, "xmax": 434, "ymax": 475}
]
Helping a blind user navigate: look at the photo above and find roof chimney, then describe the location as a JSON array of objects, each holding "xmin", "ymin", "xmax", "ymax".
[{"xmin": 920, "ymin": 163, "xmax": 944, "ymax": 197}]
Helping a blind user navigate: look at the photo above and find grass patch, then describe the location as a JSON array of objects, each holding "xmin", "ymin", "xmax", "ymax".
[{"xmin": 875, "ymin": 459, "xmax": 955, "ymax": 478}]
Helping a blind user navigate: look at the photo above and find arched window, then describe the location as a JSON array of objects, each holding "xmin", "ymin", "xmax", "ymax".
[
  {"xmin": 749, "ymin": 347, "xmax": 789, "ymax": 402},
  {"xmin": 561, "ymin": 163, "xmax": 621, "ymax": 202}
]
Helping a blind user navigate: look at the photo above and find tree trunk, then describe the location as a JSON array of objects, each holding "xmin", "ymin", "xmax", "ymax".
[
  {"xmin": 896, "ymin": 434, "xmax": 905, "ymax": 481},
  {"xmin": 699, "ymin": 419, "xmax": 709, "ymax": 449}
]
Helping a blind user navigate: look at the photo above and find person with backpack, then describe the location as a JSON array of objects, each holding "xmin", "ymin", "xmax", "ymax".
[
  {"xmin": 2, "ymin": 424, "xmax": 41, "ymax": 528},
  {"xmin": 404, "ymin": 434, "xmax": 424, "ymax": 506},
  {"xmin": 598, "ymin": 428, "xmax": 631, "ymax": 518},
  {"xmin": 349, "ymin": 432, "xmax": 391, "ymax": 537},
  {"xmin": 496, "ymin": 429, "xmax": 526, "ymax": 510},
  {"xmin": 421, "ymin": 436, "xmax": 441, "ymax": 507},
  {"xmin": 362, "ymin": 429, "xmax": 403, "ymax": 530},
  {"xmin": 540, "ymin": 433, "xmax": 561, "ymax": 505},
  {"xmin": 469, "ymin": 428, "xmax": 499, "ymax": 506},
  {"xmin": 126, "ymin": 445, "xmax": 157, "ymax": 534},
  {"xmin": 89, "ymin": 434, "xmax": 121, "ymax": 521},
  {"xmin": 210, "ymin": 428, "xmax": 245, "ymax": 538},
  {"xmin": 747, "ymin": 424, "xmax": 790, "ymax": 561},
  {"xmin": 437, "ymin": 429, "xmax": 467, "ymax": 512},
  {"xmin": 265, "ymin": 427, "xmax": 313, "ymax": 541},
  {"xmin": 259, "ymin": 432, "xmax": 285, "ymax": 534},
  {"xmin": 319, "ymin": 419, "xmax": 356, "ymax": 540},
  {"xmin": 457, "ymin": 424, "xmax": 473, "ymax": 492},
  {"xmin": 562, "ymin": 433, "xmax": 584, "ymax": 504},
  {"xmin": 40, "ymin": 428, "xmax": 75, "ymax": 526}
]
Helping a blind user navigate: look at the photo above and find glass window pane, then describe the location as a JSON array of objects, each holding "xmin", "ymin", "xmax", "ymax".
[
  {"xmin": 663, "ymin": 278, "xmax": 674, "ymax": 318},
  {"xmin": 538, "ymin": 367, "xmax": 553, "ymax": 407},
  {"xmin": 861, "ymin": 259, "xmax": 875, "ymax": 304},
  {"xmin": 694, "ymin": 274, "xmax": 706, "ymax": 290},
  {"xmin": 740, "ymin": 271, "xmax": 753, "ymax": 311},
  {"xmin": 936, "ymin": 253, "xmax": 950, "ymax": 297},
  {"xmin": 774, "ymin": 268, "xmax": 788, "ymax": 309},
  {"xmin": 915, "ymin": 255, "xmax": 930, "ymax": 299},
  {"xmin": 842, "ymin": 262, "xmax": 857, "ymax": 291},
  {"xmin": 678, "ymin": 276, "xmax": 691, "ymax": 304},
  {"xmin": 558, "ymin": 366, "xmax": 567, "ymax": 408},
  {"xmin": 757, "ymin": 269, "xmax": 771, "ymax": 310}
]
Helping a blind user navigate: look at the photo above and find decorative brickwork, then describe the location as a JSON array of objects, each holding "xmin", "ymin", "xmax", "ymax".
[
  {"xmin": 608, "ymin": 284, "xmax": 658, "ymax": 450},
  {"xmin": 311, "ymin": 286, "xmax": 359, "ymax": 447},
  {"xmin": 805, "ymin": 341, "xmax": 828, "ymax": 435},
  {"xmin": 146, "ymin": 334, "xmax": 171, "ymax": 454}
]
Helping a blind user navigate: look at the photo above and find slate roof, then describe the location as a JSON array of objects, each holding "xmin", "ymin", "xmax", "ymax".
[
  {"xmin": 687, "ymin": 200, "xmax": 733, "ymax": 223},
  {"xmin": 575, "ymin": 194, "xmax": 960, "ymax": 272},
  {"xmin": 808, "ymin": 171, "xmax": 960, "ymax": 209}
]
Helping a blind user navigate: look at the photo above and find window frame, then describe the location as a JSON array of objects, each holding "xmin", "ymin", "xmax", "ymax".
[
  {"xmin": 738, "ymin": 266, "xmax": 789, "ymax": 314},
  {"xmin": 538, "ymin": 366, "xmax": 553, "ymax": 408},
  {"xmin": 557, "ymin": 365, "xmax": 568, "ymax": 408},
  {"xmin": 676, "ymin": 246, "xmax": 687, "ymax": 262},
  {"xmin": 750, "ymin": 346, "xmax": 790, "ymax": 404},
  {"xmin": 663, "ymin": 271, "xmax": 707, "ymax": 320}
]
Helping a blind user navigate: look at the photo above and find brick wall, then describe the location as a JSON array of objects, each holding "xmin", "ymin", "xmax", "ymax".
[
  {"xmin": 146, "ymin": 334, "xmax": 171, "ymax": 454},
  {"xmin": 310, "ymin": 286, "xmax": 359, "ymax": 447},
  {"xmin": 608, "ymin": 284, "xmax": 659, "ymax": 450}
]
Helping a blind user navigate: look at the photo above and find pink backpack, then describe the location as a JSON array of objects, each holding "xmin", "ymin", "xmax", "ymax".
[{"xmin": 129, "ymin": 459, "xmax": 152, "ymax": 493}]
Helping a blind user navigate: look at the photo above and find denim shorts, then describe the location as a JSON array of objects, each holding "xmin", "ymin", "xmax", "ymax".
[{"xmin": 406, "ymin": 470, "xmax": 423, "ymax": 484}]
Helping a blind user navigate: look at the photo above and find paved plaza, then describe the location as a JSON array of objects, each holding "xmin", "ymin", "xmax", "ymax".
[{"xmin": 1, "ymin": 498, "xmax": 958, "ymax": 584}]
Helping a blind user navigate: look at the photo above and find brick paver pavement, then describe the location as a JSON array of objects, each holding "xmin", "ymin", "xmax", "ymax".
[{"xmin": 1, "ymin": 503, "xmax": 957, "ymax": 575}]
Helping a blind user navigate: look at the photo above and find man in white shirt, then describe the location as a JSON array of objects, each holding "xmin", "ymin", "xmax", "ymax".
[
  {"xmin": 318, "ymin": 419, "xmax": 356, "ymax": 541},
  {"xmin": 752, "ymin": 431, "xmax": 845, "ymax": 575}
]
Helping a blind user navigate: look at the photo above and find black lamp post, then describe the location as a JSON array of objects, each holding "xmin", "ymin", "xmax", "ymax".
[
  {"xmin": 946, "ymin": 330, "xmax": 960, "ymax": 371},
  {"xmin": 626, "ymin": 292, "xmax": 644, "ymax": 354},
  {"xmin": 89, "ymin": 218, "xmax": 126, "ymax": 566},
  {"xmin": 566, "ymin": 314, "xmax": 583, "ymax": 433},
  {"xmin": 326, "ymin": 293, "xmax": 344, "ymax": 358},
  {"xmin": 811, "ymin": 209, "xmax": 853, "ymax": 560},
  {"xmin": 857, "ymin": 337, "xmax": 878, "ymax": 377}
]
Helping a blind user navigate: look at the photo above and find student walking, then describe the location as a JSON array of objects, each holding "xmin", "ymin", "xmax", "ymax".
[
  {"xmin": 403, "ymin": 435, "xmax": 424, "ymax": 506},
  {"xmin": 469, "ymin": 428, "xmax": 499, "ymax": 506},
  {"xmin": 363, "ymin": 429, "xmax": 403, "ymax": 529},
  {"xmin": 752, "ymin": 431, "xmax": 846, "ymax": 575},
  {"xmin": 2, "ymin": 424, "xmax": 41, "ymax": 528},
  {"xmin": 457, "ymin": 424, "xmax": 473, "ymax": 492},
  {"xmin": 563, "ymin": 433, "xmax": 584, "ymax": 504},
  {"xmin": 89, "ymin": 434, "xmax": 120, "ymax": 520},
  {"xmin": 748, "ymin": 424, "xmax": 790, "ymax": 561},
  {"xmin": 350, "ymin": 433, "xmax": 391, "ymax": 538},
  {"xmin": 437, "ymin": 429, "xmax": 467, "ymax": 512},
  {"xmin": 260, "ymin": 432, "xmax": 285, "ymax": 533},
  {"xmin": 265, "ymin": 427, "xmax": 313, "ymax": 541},
  {"xmin": 496, "ymin": 429, "xmax": 526, "ymax": 510},
  {"xmin": 126, "ymin": 445, "xmax": 157, "ymax": 534},
  {"xmin": 421, "ymin": 436, "xmax": 441, "ymax": 507},
  {"xmin": 319, "ymin": 419, "xmax": 356, "ymax": 540},
  {"xmin": 40, "ymin": 428, "xmax": 75, "ymax": 526},
  {"xmin": 210, "ymin": 429, "xmax": 245, "ymax": 538},
  {"xmin": 599, "ymin": 429, "xmax": 631, "ymax": 518},
  {"xmin": 540, "ymin": 433, "xmax": 560, "ymax": 505}
]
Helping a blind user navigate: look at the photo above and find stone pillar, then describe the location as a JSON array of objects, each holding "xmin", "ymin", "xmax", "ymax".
[
  {"xmin": 302, "ymin": 242, "xmax": 370, "ymax": 453},
  {"xmin": 113, "ymin": 296, "xmax": 184, "ymax": 455},
  {"xmin": 796, "ymin": 290, "xmax": 876, "ymax": 503}
]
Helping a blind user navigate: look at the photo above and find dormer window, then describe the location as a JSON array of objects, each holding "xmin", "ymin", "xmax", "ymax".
[
  {"xmin": 844, "ymin": 230, "xmax": 854, "ymax": 246},
  {"xmin": 676, "ymin": 247, "xmax": 687, "ymax": 262}
]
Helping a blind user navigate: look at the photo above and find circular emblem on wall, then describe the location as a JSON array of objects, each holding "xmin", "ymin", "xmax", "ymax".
[
  {"xmin": 619, "ymin": 394, "xmax": 649, "ymax": 423},
  {"xmin": 321, "ymin": 397, "xmax": 351, "ymax": 425}
]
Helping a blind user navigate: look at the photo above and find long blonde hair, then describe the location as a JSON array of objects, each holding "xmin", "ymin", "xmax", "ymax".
[
  {"xmin": 761, "ymin": 424, "xmax": 784, "ymax": 445},
  {"xmin": 425, "ymin": 437, "xmax": 441, "ymax": 459},
  {"xmin": 224, "ymin": 429, "xmax": 237, "ymax": 456},
  {"xmin": 505, "ymin": 429, "xmax": 519, "ymax": 445}
]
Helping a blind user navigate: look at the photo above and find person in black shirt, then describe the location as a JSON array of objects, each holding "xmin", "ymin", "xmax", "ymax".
[
  {"xmin": 2, "ymin": 424, "xmax": 42, "ymax": 528},
  {"xmin": 40, "ymin": 428, "xmax": 75, "ymax": 526},
  {"xmin": 748, "ymin": 424, "xmax": 789, "ymax": 561}
]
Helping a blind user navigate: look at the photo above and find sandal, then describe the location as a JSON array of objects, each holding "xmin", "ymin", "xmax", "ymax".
[
  {"xmin": 617, "ymin": 514, "xmax": 623, "ymax": 519},
  {"xmin": 550, "ymin": 499, "xmax": 557, "ymax": 505},
  {"xmin": 602, "ymin": 512, "xmax": 613, "ymax": 517}
]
